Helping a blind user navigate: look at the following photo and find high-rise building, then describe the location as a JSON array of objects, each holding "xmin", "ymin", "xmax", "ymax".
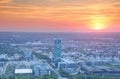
[{"xmin": 54, "ymin": 38, "xmax": 62, "ymax": 64}]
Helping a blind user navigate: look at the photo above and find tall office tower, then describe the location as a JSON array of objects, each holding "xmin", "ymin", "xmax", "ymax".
[{"xmin": 54, "ymin": 38, "xmax": 62, "ymax": 64}]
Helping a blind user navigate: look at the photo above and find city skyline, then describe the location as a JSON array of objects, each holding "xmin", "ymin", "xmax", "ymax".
[{"xmin": 0, "ymin": 0, "xmax": 120, "ymax": 32}]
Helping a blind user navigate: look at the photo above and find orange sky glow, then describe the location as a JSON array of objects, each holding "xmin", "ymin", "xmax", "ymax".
[{"xmin": 0, "ymin": 0, "xmax": 120, "ymax": 32}]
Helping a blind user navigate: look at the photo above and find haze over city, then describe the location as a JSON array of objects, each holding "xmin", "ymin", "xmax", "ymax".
[
  {"xmin": 0, "ymin": 0, "xmax": 120, "ymax": 79},
  {"xmin": 0, "ymin": 0, "xmax": 120, "ymax": 32}
]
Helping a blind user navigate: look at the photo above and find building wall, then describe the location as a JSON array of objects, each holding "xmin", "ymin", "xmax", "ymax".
[
  {"xmin": 54, "ymin": 38, "xmax": 62, "ymax": 64},
  {"xmin": 34, "ymin": 64, "xmax": 51, "ymax": 76}
]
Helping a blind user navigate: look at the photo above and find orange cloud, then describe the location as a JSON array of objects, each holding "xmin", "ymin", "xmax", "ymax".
[
  {"xmin": 0, "ymin": 0, "xmax": 120, "ymax": 32},
  {"xmin": 0, "ymin": 0, "xmax": 11, "ymax": 3}
]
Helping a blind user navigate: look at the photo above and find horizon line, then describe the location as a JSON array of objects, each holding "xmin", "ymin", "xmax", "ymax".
[{"xmin": 0, "ymin": 31, "xmax": 120, "ymax": 33}]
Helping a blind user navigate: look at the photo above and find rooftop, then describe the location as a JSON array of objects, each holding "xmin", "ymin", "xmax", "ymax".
[{"xmin": 15, "ymin": 69, "xmax": 32, "ymax": 74}]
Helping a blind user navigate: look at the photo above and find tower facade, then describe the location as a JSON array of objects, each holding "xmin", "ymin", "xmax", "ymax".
[{"xmin": 54, "ymin": 38, "xmax": 62, "ymax": 64}]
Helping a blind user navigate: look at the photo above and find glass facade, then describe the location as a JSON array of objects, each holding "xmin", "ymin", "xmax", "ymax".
[{"xmin": 54, "ymin": 38, "xmax": 62, "ymax": 64}]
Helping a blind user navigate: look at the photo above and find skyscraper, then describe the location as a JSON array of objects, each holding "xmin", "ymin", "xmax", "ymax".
[{"xmin": 54, "ymin": 38, "xmax": 62, "ymax": 64}]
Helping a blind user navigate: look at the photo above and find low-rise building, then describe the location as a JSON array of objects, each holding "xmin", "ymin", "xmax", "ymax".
[
  {"xmin": 58, "ymin": 58, "xmax": 77, "ymax": 74},
  {"xmin": 15, "ymin": 69, "xmax": 33, "ymax": 74},
  {"xmin": 23, "ymin": 49, "xmax": 32, "ymax": 60},
  {"xmin": 0, "ymin": 54, "xmax": 8, "ymax": 60},
  {"xmin": 0, "ymin": 62, "xmax": 4, "ymax": 67},
  {"xmin": 15, "ymin": 64, "xmax": 32, "ymax": 74},
  {"xmin": 33, "ymin": 63, "xmax": 51, "ymax": 76}
]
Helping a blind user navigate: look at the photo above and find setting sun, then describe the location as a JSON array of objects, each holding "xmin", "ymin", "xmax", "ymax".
[
  {"xmin": 93, "ymin": 26, "xmax": 104, "ymax": 30},
  {"xmin": 92, "ymin": 20, "xmax": 106, "ymax": 30},
  {"xmin": 90, "ymin": 15, "xmax": 108, "ymax": 30}
]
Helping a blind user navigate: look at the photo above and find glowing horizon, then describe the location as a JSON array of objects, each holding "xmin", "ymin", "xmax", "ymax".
[{"xmin": 0, "ymin": 0, "xmax": 119, "ymax": 32}]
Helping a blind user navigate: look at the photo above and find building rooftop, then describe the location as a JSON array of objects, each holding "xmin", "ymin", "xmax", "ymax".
[
  {"xmin": 62, "ymin": 58, "xmax": 75, "ymax": 63},
  {"xmin": 34, "ymin": 63, "xmax": 50, "ymax": 70},
  {"xmin": 15, "ymin": 69, "xmax": 32, "ymax": 74}
]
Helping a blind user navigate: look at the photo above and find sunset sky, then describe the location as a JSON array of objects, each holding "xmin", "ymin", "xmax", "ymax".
[{"xmin": 0, "ymin": 0, "xmax": 120, "ymax": 32}]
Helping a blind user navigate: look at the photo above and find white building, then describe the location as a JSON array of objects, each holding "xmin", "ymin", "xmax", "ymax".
[{"xmin": 15, "ymin": 69, "xmax": 32, "ymax": 74}]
